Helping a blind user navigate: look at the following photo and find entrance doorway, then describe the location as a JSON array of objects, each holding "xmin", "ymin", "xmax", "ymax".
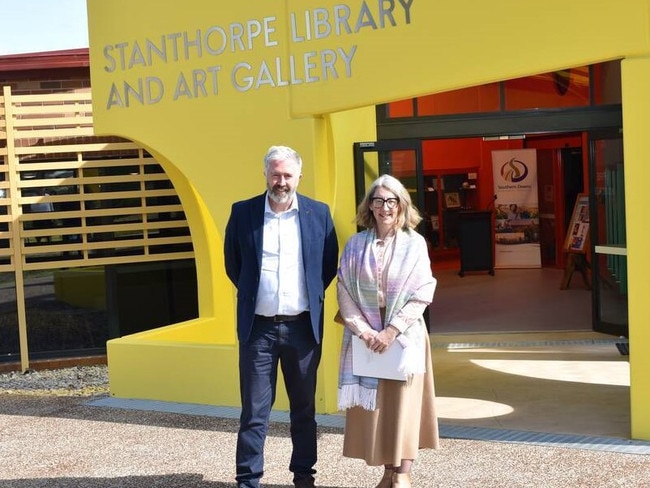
[
  {"xmin": 363, "ymin": 62, "xmax": 627, "ymax": 336},
  {"xmin": 356, "ymin": 130, "xmax": 626, "ymax": 336},
  {"xmin": 535, "ymin": 145, "xmax": 585, "ymax": 268}
]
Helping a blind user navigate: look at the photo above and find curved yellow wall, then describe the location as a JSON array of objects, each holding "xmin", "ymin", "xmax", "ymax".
[{"xmin": 88, "ymin": 0, "xmax": 650, "ymax": 438}]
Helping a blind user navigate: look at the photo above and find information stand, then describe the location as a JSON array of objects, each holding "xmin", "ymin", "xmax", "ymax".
[{"xmin": 560, "ymin": 194, "xmax": 591, "ymax": 289}]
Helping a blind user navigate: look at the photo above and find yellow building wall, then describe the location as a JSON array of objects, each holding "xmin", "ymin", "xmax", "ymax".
[
  {"xmin": 87, "ymin": 0, "xmax": 650, "ymax": 438},
  {"xmin": 620, "ymin": 56, "xmax": 650, "ymax": 440}
]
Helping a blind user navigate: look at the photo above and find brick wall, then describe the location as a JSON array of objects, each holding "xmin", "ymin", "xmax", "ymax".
[{"xmin": 0, "ymin": 67, "xmax": 91, "ymax": 95}]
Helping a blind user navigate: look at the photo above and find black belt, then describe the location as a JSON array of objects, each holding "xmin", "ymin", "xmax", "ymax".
[{"xmin": 255, "ymin": 311, "xmax": 309, "ymax": 322}]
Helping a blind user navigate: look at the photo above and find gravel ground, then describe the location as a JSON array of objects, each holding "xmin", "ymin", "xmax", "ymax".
[
  {"xmin": 2, "ymin": 366, "xmax": 650, "ymax": 487},
  {"xmin": 0, "ymin": 365, "xmax": 109, "ymax": 396}
]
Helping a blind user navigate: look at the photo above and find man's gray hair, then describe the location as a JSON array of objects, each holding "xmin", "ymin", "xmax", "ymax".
[{"xmin": 263, "ymin": 145, "xmax": 303, "ymax": 174}]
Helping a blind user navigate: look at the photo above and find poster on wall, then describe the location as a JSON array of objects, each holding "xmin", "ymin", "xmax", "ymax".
[{"xmin": 492, "ymin": 149, "xmax": 541, "ymax": 268}]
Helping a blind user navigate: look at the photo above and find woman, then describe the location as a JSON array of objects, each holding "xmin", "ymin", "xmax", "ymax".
[
  {"xmin": 336, "ymin": 174, "xmax": 439, "ymax": 488},
  {"xmin": 507, "ymin": 203, "xmax": 519, "ymax": 220}
]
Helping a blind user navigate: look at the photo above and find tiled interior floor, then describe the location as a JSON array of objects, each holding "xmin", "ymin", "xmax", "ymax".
[
  {"xmin": 428, "ymin": 266, "xmax": 631, "ymax": 440},
  {"xmin": 429, "ymin": 266, "xmax": 593, "ymax": 334}
]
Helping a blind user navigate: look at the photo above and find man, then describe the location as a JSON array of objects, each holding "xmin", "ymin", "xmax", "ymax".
[{"xmin": 224, "ymin": 145, "xmax": 339, "ymax": 488}]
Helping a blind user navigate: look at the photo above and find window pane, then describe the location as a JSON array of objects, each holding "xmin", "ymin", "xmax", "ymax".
[
  {"xmin": 386, "ymin": 99, "xmax": 414, "ymax": 118},
  {"xmin": 417, "ymin": 84, "xmax": 501, "ymax": 116},
  {"xmin": 505, "ymin": 68, "xmax": 590, "ymax": 110},
  {"xmin": 592, "ymin": 60, "xmax": 622, "ymax": 105},
  {"xmin": 0, "ymin": 273, "xmax": 19, "ymax": 360},
  {"xmin": 593, "ymin": 136, "xmax": 627, "ymax": 328}
]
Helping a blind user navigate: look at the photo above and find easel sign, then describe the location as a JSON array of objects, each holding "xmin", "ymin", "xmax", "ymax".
[
  {"xmin": 563, "ymin": 193, "xmax": 590, "ymax": 253},
  {"xmin": 561, "ymin": 193, "xmax": 591, "ymax": 289}
]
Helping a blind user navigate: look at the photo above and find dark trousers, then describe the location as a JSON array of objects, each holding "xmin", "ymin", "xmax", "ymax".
[{"xmin": 236, "ymin": 315, "xmax": 321, "ymax": 487}]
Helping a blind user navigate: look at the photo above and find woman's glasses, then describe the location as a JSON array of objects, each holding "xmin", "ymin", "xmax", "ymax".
[{"xmin": 370, "ymin": 197, "xmax": 399, "ymax": 209}]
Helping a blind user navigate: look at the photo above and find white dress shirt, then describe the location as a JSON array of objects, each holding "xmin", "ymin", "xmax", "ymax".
[{"xmin": 255, "ymin": 193, "xmax": 309, "ymax": 317}]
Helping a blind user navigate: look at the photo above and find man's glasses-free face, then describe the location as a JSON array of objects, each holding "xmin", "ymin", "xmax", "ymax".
[{"xmin": 370, "ymin": 197, "xmax": 399, "ymax": 209}]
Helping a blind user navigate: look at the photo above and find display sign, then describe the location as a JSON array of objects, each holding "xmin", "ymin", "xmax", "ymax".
[{"xmin": 563, "ymin": 193, "xmax": 590, "ymax": 253}]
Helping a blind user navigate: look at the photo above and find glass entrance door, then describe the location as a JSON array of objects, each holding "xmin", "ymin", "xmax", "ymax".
[
  {"xmin": 352, "ymin": 140, "xmax": 425, "ymax": 233},
  {"xmin": 353, "ymin": 139, "xmax": 430, "ymax": 329},
  {"xmin": 589, "ymin": 129, "xmax": 628, "ymax": 336}
]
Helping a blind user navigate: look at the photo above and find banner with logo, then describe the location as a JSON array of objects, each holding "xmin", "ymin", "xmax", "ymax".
[{"xmin": 492, "ymin": 149, "xmax": 541, "ymax": 268}]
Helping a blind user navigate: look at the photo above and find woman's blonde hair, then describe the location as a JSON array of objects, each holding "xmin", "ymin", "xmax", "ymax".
[{"xmin": 356, "ymin": 174, "xmax": 422, "ymax": 231}]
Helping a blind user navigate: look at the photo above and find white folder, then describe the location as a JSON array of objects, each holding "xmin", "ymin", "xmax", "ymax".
[{"xmin": 351, "ymin": 335, "xmax": 407, "ymax": 381}]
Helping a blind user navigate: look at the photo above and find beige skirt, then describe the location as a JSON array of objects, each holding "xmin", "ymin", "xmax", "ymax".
[{"xmin": 342, "ymin": 333, "xmax": 439, "ymax": 466}]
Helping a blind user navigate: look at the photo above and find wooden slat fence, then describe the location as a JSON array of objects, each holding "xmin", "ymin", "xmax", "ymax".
[{"xmin": 0, "ymin": 86, "xmax": 194, "ymax": 370}]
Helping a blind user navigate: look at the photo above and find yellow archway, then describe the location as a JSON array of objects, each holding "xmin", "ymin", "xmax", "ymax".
[{"xmin": 87, "ymin": 0, "xmax": 650, "ymax": 439}]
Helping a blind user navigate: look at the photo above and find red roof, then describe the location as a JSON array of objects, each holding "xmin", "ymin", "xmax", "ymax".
[{"xmin": 0, "ymin": 48, "xmax": 89, "ymax": 72}]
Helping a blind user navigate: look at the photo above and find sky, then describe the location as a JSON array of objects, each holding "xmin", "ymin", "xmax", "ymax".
[{"xmin": 0, "ymin": 0, "xmax": 89, "ymax": 55}]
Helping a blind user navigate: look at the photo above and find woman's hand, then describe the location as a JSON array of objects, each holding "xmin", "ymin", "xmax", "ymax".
[
  {"xmin": 359, "ymin": 330, "xmax": 378, "ymax": 348},
  {"xmin": 369, "ymin": 326, "xmax": 398, "ymax": 353}
]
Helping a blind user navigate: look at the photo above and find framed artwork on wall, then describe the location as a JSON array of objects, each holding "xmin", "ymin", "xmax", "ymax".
[{"xmin": 444, "ymin": 192, "xmax": 461, "ymax": 208}]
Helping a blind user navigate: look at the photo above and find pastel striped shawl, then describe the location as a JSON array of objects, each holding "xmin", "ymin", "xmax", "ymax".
[{"xmin": 337, "ymin": 228, "xmax": 436, "ymax": 411}]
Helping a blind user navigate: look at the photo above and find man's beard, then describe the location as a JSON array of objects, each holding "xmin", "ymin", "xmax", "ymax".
[{"xmin": 268, "ymin": 185, "xmax": 295, "ymax": 204}]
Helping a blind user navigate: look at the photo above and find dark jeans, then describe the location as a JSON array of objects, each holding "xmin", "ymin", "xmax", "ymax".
[{"xmin": 236, "ymin": 315, "xmax": 321, "ymax": 487}]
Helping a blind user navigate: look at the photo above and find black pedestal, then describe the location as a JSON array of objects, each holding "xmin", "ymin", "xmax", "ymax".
[{"xmin": 457, "ymin": 210, "xmax": 494, "ymax": 277}]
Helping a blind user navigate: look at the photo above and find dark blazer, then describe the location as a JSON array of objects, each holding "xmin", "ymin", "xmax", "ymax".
[{"xmin": 224, "ymin": 193, "xmax": 339, "ymax": 344}]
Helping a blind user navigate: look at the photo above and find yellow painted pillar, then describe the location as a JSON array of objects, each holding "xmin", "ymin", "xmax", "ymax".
[
  {"xmin": 318, "ymin": 107, "xmax": 377, "ymax": 412},
  {"xmin": 621, "ymin": 56, "xmax": 650, "ymax": 440}
]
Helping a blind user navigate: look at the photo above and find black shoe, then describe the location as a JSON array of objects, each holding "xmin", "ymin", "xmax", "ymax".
[{"xmin": 294, "ymin": 476, "xmax": 316, "ymax": 488}]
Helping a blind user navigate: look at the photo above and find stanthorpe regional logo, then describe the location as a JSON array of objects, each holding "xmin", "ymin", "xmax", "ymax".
[{"xmin": 500, "ymin": 157, "xmax": 529, "ymax": 183}]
